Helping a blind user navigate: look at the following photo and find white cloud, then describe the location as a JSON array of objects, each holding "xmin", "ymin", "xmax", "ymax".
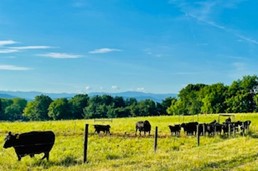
[
  {"xmin": 0, "ymin": 64, "xmax": 31, "ymax": 71},
  {"xmin": 89, "ymin": 48, "xmax": 121, "ymax": 54},
  {"xmin": 38, "ymin": 52, "xmax": 82, "ymax": 59},
  {"xmin": 136, "ymin": 87, "xmax": 145, "ymax": 92},
  {"xmin": 10, "ymin": 46, "xmax": 52, "ymax": 50},
  {"xmin": 0, "ymin": 40, "xmax": 17, "ymax": 46},
  {"xmin": 236, "ymin": 34, "xmax": 258, "ymax": 45},
  {"xmin": 170, "ymin": 0, "xmax": 258, "ymax": 45},
  {"xmin": 85, "ymin": 86, "xmax": 91, "ymax": 91},
  {"xmin": 111, "ymin": 85, "xmax": 120, "ymax": 90},
  {"xmin": 0, "ymin": 49, "xmax": 19, "ymax": 54}
]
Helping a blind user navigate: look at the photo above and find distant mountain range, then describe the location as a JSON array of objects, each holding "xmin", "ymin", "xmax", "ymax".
[{"xmin": 0, "ymin": 90, "xmax": 177, "ymax": 102}]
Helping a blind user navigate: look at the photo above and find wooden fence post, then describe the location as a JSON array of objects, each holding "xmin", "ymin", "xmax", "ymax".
[
  {"xmin": 228, "ymin": 124, "xmax": 231, "ymax": 137},
  {"xmin": 154, "ymin": 126, "xmax": 158, "ymax": 152},
  {"xmin": 84, "ymin": 124, "xmax": 89, "ymax": 163},
  {"xmin": 197, "ymin": 124, "xmax": 200, "ymax": 146}
]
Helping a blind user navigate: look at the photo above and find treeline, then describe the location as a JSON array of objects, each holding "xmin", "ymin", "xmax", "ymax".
[
  {"xmin": 0, "ymin": 94, "xmax": 172, "ymax": 121},
  {"xmin": 0, "ymin": 75, "xmax": 257, "ymax": 121},
  {"xmin": 167, "ymin": 75, "xmax": 258, "ymax": 115}
]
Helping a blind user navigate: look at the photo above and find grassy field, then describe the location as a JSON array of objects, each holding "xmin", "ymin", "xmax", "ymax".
[{"xmin": 1, "ymin": 113, "xmax": 258, "ymax": 171}]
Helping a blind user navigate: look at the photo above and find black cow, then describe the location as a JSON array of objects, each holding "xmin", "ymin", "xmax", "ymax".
[
  {"xmin": 197, "ymin": 123, "xmax": 207, "ymax": 136},
  {"xmin": 94, "ymin": 124, "xmax": 111, "ymax": 134},
  {"xmin": 168, "ymin": 124, "xmax": 181, "ymax": 136},
  {"xmin": 135, "ymin": 120, "xmax": 151, "ymax": 136},
  {"xmin": 181, "ymin": 122, "xmax": 198, "ymax": 136},
  {"xmin": 240, "ymin": 120, "xmax": 252, "ymax": 134},
  {"xmin": 3, "ymin": 131, "xmax": 55, "ymax": 161}
]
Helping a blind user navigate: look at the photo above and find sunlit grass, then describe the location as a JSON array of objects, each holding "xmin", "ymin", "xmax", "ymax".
[{"xmin": 0, "ymin": 113, "xmax": 258, "ymax": 170}]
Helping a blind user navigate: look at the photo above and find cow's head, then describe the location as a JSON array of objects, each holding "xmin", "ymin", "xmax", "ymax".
[{"xmin": 3, "ymin": 132, "xmax": 18, "ymax": 148}]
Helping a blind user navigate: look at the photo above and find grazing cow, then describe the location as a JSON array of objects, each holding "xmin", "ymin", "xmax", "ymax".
[
  {"xmin": 222, "ymin": 123, "xmax": 234, "ymax": 135},
  {"xmin": 168, "ymin": 124, "xmax": 181, "ymax": 136},
  {"xmin": 3, "ymin": 131, "xmax": 55, "ymax": 161},
  {"xmin": 243, "ymin": 120, "xmax": 251, "ymax": 130},
  {"xmin": 181, "ymin": 122, "xmax": 198, "ymax": 136},
  {"xmin": 135, "ymin": 120, "xmax": 151, "ymax": 136},
  {"xmin": 225, "ymin": 117, "xmax": 231, "ymax": 124},
  {"xmin": 205, "ymin": 120, "xmax": 220, "ymax": 136},
  {"xmin": 214, "ymin": 123, "xmax": 223, "ymax": 135},
  {"xmin": 197, "ymin": 123, "xmax": 207, "ymax": 136},
  {"xmin": 240, "ymin": 120, "xmax": 252, "ymax": 134},
  {"xmin": 94, "ymin": 124, "xmax": 111, "ymax": 134}
]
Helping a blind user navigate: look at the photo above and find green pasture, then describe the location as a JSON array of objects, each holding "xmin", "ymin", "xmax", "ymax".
[{"xmin": 0, "ymin": 113, "xmax": 258, "ymax": 171}]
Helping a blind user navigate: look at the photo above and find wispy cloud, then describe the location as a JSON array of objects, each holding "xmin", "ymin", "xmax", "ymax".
[
  {"xmin": 136, "ymin": 87, "xmax": 145, "ymax": 92},
  {"xmin": 38, "ymin": 52, "xmax": 82, "ymax": 59},
  {"xmin": 0, "ymin": 40, "xmax": 17, "ymax": 46},
  {"xmin": 111, "ymin": 85, "xmax": 120, "ymax": 90},
  {"xmin": 170, "ymin": 0, "xmax": 258, "ymax": 45},
  {"xmin": 236, "ymin": 34, "xmax": 258, "ymax": 45},
  {"xmin": 0, "ymin": 64, "xmax": 32, "ymax": 71},
  {"xmin": 89, "ymin": 48, "xmax": 121, "ymax": 54},
  {"xmin": 10, "ymin": 46, "xmax": 52, "ymax": 50},
  {"xmin": 0, "ymin": 49, "xmax": 19, "ymax": 54}
]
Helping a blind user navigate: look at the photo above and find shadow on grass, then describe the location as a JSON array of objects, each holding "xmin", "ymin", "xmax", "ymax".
[
  {"xmin": 247, "ymin": 131, "xmax": 258, "ymax": 139},
  {"xmin": 32, "ymin": 156, "xmax": 80, "ymax": 169},
  {"xmin": 194, "ymin": 153, "xmax": 258, "ymax": 171}
]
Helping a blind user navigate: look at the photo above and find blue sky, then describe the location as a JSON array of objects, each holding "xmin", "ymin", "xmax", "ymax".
[{"xmin": 0, "ymin": 0, "xmax": 257, "ymax": 94}]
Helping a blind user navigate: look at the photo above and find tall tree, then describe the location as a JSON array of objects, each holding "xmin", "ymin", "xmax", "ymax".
[
  {"xmin": 48, "ymin": 98, "xmax": 70, "ymax": 120},
  {"xmin": 159, "ymin": 97, "xmax": 176, "ymax": 115},
  {"xmin": 137, "ymin": 99, "xmax": 157, "ymax": 116},
  {"xmin": 174, "ymin": 84, "xmax": 206, "ymax": 115},
  {"xmin": 69, "ymin": 94, "xmax": 89, "ymax": 119},
  {"xmin": 4, "ymin": 98, "xmax": 27, "ymax": 121},
  {"xmin": 200, "ymin": 83, "xmax": 227, "ymax": 114},
  {"xmin": 23, "ymin": 95, "xmax": 53, "ymax": 120},
  {"xmin": 225, "ymin": 75, "xmax": 258, "ymax": 113}
]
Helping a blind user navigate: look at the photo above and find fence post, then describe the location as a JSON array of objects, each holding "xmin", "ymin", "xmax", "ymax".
[
  {"xmin": 197, "ymin": 124, "xmax": 200, "ymax": 146},
  {"xmin": 84, "ymin": 124, "xmax": 89, "ymax": 163},
  {"xmin": 154, "ymin": 126, "xmax": 158, "ymax": 152},
  {"xmin": 228, "ymin": 124, "xmax": 231, "ymax": 137}
]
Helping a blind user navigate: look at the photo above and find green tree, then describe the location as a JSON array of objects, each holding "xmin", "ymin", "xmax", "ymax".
[
  {"xmin": 4, "ymin": 98, "xmax": 27, "ymax": 121},
  {"xmin": 101, "ymin": 95, "xmax": 114, "ymax": 106},
  {"xmin": 48, "ymin": 98, "xmax": 70, "ymax": 120},
  {"xmin": 83, "ymin": 103, "xmax": 108, "ymax": 119},
  {"xmin": 170, "ymin": 84, "xmax": 206, "ymax": 115},
  {"xmin": 23, "ymin": 95, "xmax": 53, "ymax": 120},
  {"xmin": 69, "ymin": 94, "xmax": 89, "ymax": 119},
  {"xmin": 200, "ymin": 83, "xmax": 227, "ymax": 114},
  {"xmin": 225, "ymin": 75, "xmax": 258, "ymax": 113},
  {"xmin": 0, "ymin": 99, "xmax": 3, "ymax": 120},
  {"xmin": 167, "ymin": 98, "xmax": 181, "ymax": 115},
  {"xmin": 0, "ymin": 98, "xmax": 13, "ymax": 120},
  {"xmin": 159, "ymin": 97, "xmax": 176, "ymax": 115},
  {"xmin": 113, "ymin": 96, "xmax": 125, "ymax": 108},
  {"xmin": 137, "ymin": 99, "xmax": 157, "ymax": 116},
  {"xmin": 254, "ymin": 94, "xmax": 258, "ymax": 112}
]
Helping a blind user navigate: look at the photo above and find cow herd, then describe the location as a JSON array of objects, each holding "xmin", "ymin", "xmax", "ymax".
[
  {"xmin": 168, "ymin": 118, "xmax": 252, "ymax": 137},
  {"xmin": 93, "ymin": 118, "xmax": 252, "ymax": 137},
  {"xmin": 2, "ymin": 118, "xmax": 252, "ymax": 161}
]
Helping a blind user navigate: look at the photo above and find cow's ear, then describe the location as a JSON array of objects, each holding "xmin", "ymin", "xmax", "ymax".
[{"xmin": 8, "ymin": 132, "xmax": 12, "ymax": 135}]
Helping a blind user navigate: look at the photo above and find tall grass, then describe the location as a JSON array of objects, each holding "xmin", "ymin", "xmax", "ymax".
[{"xmin": 0, "ymin": 113, "xmax": 258, "ymax": 170}]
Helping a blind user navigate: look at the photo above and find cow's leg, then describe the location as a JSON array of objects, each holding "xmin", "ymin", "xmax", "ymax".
[
  {"xmin": 41, "ymin": 152, "xmax": 49, "ymax": 160},
  {"xmin": 17, "ymin": 155, "xmax": 21, "ymax": 161}
]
